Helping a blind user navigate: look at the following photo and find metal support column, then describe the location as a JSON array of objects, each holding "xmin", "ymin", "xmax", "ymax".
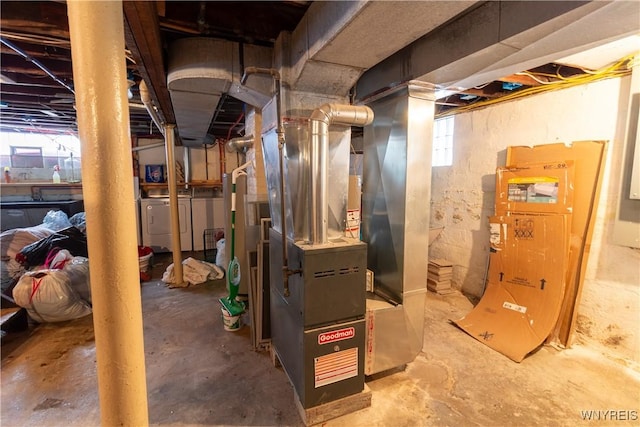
[
  {"xmin": 165, "ymin": 124, "xmax": 185, "ymax": 286},
  {"xmin": 67, "ymin": 1, "xmax": 148, "ymax": 425}
]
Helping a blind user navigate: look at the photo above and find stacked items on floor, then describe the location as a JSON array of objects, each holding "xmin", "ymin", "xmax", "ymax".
[{"xmin": 427, "ymin": 258, "xmax": 454, "ymax": 295}]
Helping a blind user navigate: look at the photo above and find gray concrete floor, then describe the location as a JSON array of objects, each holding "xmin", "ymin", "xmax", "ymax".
[{"xmin": 2, "ymin": 252, "xmax": 639, "ymax": 426}]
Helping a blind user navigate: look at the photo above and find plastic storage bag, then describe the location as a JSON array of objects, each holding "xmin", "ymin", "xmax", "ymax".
[
  {"xmin": 69, "ymin": 212, "xmax": 87, "ymax": 233},
  {"xmin": 12, "ymin": 256, "xmax": 91, "ymax": 322},
  {"xmin": 16, "ymin": 226, "xmax": 88, "ymax": 268},
  {"xmin": 41, "ymin": 210, "xmax": 72, "ymax": 231},
  {"xmin": 215, "ymin": 238, "xmax": 225, "ymax": 268}
]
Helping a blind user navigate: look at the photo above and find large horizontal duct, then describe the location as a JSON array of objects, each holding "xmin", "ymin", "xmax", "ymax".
[
  {"xmin": 167, "ymin": 38, "xmax": 232, "ymax": 146},
  {"xmin": 288, "ymin": 1, "xmax": 476, "ymax": 95},
  {"xmin": 356, "ymin": 1, "xmax": 638, "ymax": 100},
  {"xmin": 167, "ymin": 39, "xmax": 274, "ymax": 146}
]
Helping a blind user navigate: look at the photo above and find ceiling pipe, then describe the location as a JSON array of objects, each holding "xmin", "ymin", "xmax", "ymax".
[
  {"xmin": 226, "ymin": 135, "xmax": 254, "ymax": 153},
  {"xmin": 0, "ymin": 38, "xmax": 76, "ymax": 95},
  {"xmin": 240, "ymin": 67, "xmax": 299, "ymax": 296},
  {"xmin": 139, "ymin": 79, "xmax": 164, "ymax": 136},
  {"xmin": 309, "ymin": 104, "xmax": 374, "ymax": 245},
  {"xmin": 131, "ymin": 142, "xmax": 164, "ymax": 152}
]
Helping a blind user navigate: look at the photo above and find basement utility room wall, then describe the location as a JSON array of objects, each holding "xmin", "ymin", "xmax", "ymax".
[
  {"xmin": 135, "ymin": 139, "xmax": 241, "ymax": 184},
  {"xmin": 430, "ymin": 75, "xmax": 639, "ymax": 367}
]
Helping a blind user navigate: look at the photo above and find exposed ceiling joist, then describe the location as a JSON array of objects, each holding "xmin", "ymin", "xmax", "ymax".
[{"xmin": 123, "ymin": 0, "xmax": 176, "ymax": 126}]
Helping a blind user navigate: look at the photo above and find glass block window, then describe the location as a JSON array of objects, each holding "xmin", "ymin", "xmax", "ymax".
[{"xmin": 432, "ymin": 116, "xmax": 454, "ymax": 167}]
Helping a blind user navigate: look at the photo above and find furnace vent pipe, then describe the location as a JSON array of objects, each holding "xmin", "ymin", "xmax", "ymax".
[
  {"xmin": 139, "ymin": 80, "xmax": 164, "ymax": 136},
  {"xmin": 226, "ymin": 135, "xmax": 254, "ymax": 153},
  {"xmin": 309, "ymin": 104, "xmax": 374, "ymax": 244},
  {"xmin": 241, "ymin": 67, "xmax": 299, "ymax": 296}
]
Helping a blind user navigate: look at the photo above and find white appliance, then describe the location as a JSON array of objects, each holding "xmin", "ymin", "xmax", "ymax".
[
  {"xmin": 191, "ymin": 197, "xmax": 225, "ymax": 251},
  {"xmin": 140, "ymin": 197, "xmax": 193, "ymax": 252},
  {"xmin": 134, "ymin": 199, "xmax": 141, "ymax": 246}
]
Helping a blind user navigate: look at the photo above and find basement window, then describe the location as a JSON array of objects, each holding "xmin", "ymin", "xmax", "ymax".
[
  {"xmin": 432, "ymin": 116, "xmax": 454, "ymax": 167},
  {"xmin": 10, "ymin": 146, "xmax": 44, "ymax": 168}
]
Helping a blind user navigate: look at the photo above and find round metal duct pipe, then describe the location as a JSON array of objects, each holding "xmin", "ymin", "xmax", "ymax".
[
  {"xmin": 309, "ymin": 103, "xmax": 374, "ymax": 244},
  {"xmin": 226, "ymin": 135, "xmax": 254, "ymax": 153}
]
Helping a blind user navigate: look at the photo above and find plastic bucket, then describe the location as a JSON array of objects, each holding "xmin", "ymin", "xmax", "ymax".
[
  {"xmin": 221, "ymin": 307, "xmax": 242, "ymax": 332},
  {"xmin": 138, "ymin": 253, "xmax": 153, "ymax": 273}
]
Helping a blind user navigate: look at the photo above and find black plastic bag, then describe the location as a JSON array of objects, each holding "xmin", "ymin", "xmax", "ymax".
[{"xmin": 16, "ymin": 227, "xmax": 88, "ymax": 268}]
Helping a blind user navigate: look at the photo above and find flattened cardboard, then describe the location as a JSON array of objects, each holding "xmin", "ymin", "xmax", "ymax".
[
  {"xmin": 506, "ymin": 141, "xmax": 607, "ymax": 347},
  {"xmin": 454, "ymin": 214, "xmax": 569, "ymax": 362},
  {"xmin": 495, "ymin": 161, "xmax": 575, "ymax": 215}
]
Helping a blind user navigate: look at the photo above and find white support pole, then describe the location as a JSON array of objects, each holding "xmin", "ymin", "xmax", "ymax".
[{"xmin": 67, "ymin": 1, "xmax": 149, "ymax": 425}]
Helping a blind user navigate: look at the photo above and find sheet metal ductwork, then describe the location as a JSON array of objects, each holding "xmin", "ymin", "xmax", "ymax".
[
  {"xmin": 167, "ymin": 38, "xmax": 273, "ymax": 146},
  {"xmin": 226, "ymin": 135, "xmax": 254, "ymax": 153},
  {"xmin": 362, "ymin": 82, "xmax": 435, "ymax": 375},
  {"xmin": 309, "ymin": 104, "xmax": 373, "ymax": 244},
  {"xmin": 167, "ymin": 38, "xmax": 232, "ymax": 146}
]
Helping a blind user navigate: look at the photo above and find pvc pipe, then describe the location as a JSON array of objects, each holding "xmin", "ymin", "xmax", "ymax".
[
  {"xmin": 240, "ymin": 68, "xmax": 297, "ymax": 295},
  {"xmin": 66, "ymin": 1, "xmax": 148, "ymax": 425},
  {"xmin": 165, "ymin": 124, "xmax": 185, "ymax": 287}
]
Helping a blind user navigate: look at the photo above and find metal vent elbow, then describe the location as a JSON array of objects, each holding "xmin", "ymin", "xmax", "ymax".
[
  {"xmin": 309, "ymin": 103, "xmax": 374, "ymax": 244},
  {"xmin": 309, "ymin": 103, "xmax": 374, "ymax": 128},
  {"xmin": 226, "ymin": 135, "xmax": 254, "ymax": 153}
]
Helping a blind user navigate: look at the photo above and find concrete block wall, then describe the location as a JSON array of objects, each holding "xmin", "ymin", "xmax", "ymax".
[{"xmin": 430, "ymin": 76, "xmax": 640, "ymax": 366}]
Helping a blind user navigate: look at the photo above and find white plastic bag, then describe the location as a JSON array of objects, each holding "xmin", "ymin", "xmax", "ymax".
[
  {"xmin": 41, "ymin": 210, "xmax": 72, "ymax": 231},
  {"xmin": 12, "ymin": 256, "xmax": 91, "ymax": 322},
  {"xmin": 215, "ymin": 238, "xmax": 225, "ymax": 268}
]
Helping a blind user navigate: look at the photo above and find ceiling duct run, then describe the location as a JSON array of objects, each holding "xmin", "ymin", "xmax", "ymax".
[{"xmin": 167, "ymin": 38, "xmax": 234, "ymax": 146}]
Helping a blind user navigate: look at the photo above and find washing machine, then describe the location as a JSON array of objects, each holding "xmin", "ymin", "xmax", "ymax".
[{"xmin": 140, "ymin": 197, "xmax": 193, "ymax": 252}]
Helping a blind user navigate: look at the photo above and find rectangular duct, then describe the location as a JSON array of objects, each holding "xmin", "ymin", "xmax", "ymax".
[{"xmin": 361, "ymin": 81, "xmax": 435, "ymax": 374}]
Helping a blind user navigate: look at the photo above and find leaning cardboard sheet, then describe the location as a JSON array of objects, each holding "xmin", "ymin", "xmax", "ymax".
[
  {"xmin": 454, "ymin": 214, "xmax": 569, "ymax": 362},
  {"xmin": 454, "ymin": 160, "xmax": 575, "ymax": 362}
]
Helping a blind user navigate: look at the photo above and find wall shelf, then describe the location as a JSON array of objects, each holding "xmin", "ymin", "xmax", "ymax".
[{"xmin": 139, "ymin": 180, "xmax": 222, "ymax": 188}]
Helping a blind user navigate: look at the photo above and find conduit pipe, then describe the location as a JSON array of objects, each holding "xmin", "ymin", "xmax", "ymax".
[
  {"xmin": 139, "ymin": 80, "xmax": 164, "ymax": 136},
  {"xmin": 66, "ymin": 1, "xmax": 148, "ymax": 425},
  {"xmin": 226, "ymin": 135, "xmax": 254, "ymax": 153},
  {"xmin": 309, "ymin": 104, "xmax": 374, "ymax": 244},
  {"xmin": 0, "ymin": 38, "xmax": 75, "ymax": 95},
  {"xmin": 240, "ymin": 67, "xmax": 298, "ymax": 296},
  {"xmin": 131, "ymin": 142, "xmax": 165, "ymax": 152}
]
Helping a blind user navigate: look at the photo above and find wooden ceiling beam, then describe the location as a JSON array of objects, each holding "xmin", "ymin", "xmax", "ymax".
[
  {"xmin": 496, "ymin": 73, "xmax": 548, "ymax": 86},
  {"xmin": 1, "ymin": 84, "xmax": 76, "ymax": 98},
  {"xmin": 0, "ymin": 1, "xmax": 70, "ymax": 40},
  {"xmin": 0, "ymin": 44, "xmax": 71, "ymax": 62},
  {"xmin": 0, "ymin": 53, "xmax": 73, "ymax": 77},
  {"xmin": 123, "ymin": 1, "xmax": 175, "ymax": 125},
  {"xmin": 453, "ymin": 87, "xmax": 507, "ymax": 99}
]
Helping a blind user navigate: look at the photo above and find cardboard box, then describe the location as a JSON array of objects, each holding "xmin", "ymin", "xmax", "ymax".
[
  {"xmin": 495, "ymin": 161, "xmax": 575, "ymax": 215},
  {"xmin": 454, "ymin": 214, "xmax": 569, "ymax": 362},
  {"xmin": 506, "ymin": 141, "xmax": 607, "ymax": 347}
]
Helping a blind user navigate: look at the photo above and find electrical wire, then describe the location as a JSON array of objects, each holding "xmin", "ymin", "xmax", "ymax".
[{"xmin": 437, "ymin": 53, "xmax": 637, "ymax": 118}]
